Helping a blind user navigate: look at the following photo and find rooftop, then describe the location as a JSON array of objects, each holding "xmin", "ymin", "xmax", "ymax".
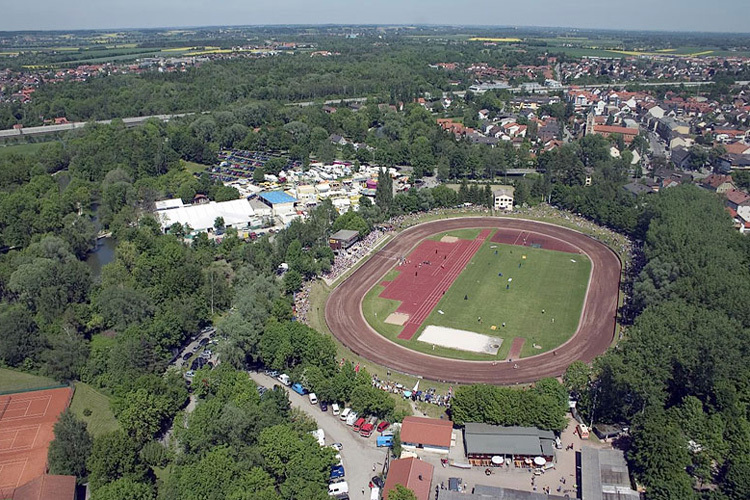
[
  {"xmin": 12, "ymin": 474, "xmax": 76, "ymax": 500},
  {"xmin": 157, "ymin": 198, "xmax": 255, "ymax": 231},
  {"xmin": 383, "ymin": 457, "xmax": 434, "ymax": 500},
  {"xmin": 259, "ymin": 190, "xmax": 297, "ymax": 204},
  {"xmin": 400, "ymin": 416, "xmax": 454, "ymax": 448},
  {"xmin": 580, "ymin": 447, "xmax": 639, "ymax": 500},
  {"xmin": 463, "ymin": 424, "xmax": 556, "ymax": 457},
  {"xmin": 330, "ymin": 229, "xmax": 360, "ymax": 241}
]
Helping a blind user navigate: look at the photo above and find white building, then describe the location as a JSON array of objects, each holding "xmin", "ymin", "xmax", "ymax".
[
  {"xmin": 156, "ymin": 198, "xmax": 258, "ymax": 234},
  {"xmin": 493, "ymin": 186, "xmax": 515, "ymax": 211}
]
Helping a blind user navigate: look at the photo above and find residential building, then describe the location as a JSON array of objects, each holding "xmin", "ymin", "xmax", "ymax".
[
  {"xmin": 383, "ymin": 457, "xmax": 434, "ymax": 500},
  {"xmin": 400, "ymin": 417, "xmax": 454, "ymax": 454},
  {"xmin": 700, "ymin": 174, "xmax": 736, "ymax": 194},
  {"xmin": 493, "ymin": 186, "xmax": 515, "ymax": 211}
]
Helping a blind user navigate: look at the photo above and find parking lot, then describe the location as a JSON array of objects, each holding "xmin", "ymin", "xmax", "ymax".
[
  {"xmin": 172, "ymin": 327, "xmax": 218, "ymax": 371},
  {"xmin": 249, "ymin": 371, "xmax": 389, "ymax": 499}
]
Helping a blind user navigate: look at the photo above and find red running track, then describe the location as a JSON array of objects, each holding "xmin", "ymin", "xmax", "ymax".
[
  {"xmin": 379, "ymin": 229, "xmax": 491, "ymax": 339},
  {"xmin": 325, "ymin": 217, "xmax": 622, "ymax": 385}
]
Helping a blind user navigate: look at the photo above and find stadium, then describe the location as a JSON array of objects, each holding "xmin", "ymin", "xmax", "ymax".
[{"xmin": 325, "ymin": 217, "xmax": 621, "ymax": 384}]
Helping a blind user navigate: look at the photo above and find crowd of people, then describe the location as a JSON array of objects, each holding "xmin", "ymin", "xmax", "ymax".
[{"xmin": 371, "ymin": 373, "xmax": 454, "ymax": 408}]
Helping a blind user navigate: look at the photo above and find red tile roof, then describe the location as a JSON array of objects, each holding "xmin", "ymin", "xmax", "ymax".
[
  {"xmin": 12, "ymin": 475, "xmax": 76, "ymax": 500},
  {"xmin": 592, "ymin": 125, "xmax": 638, "ymax": 136},
  {"xmin": 724, "ymin": 142, "xmax": 750, "ymax": 155},
  {"xmin": 400, "ymin": 416, "xmax": 453, "ymax": 448},
  {"xmin": 383, "ymin": 458, "xmax": 434, "ymax": 500},
  {"xmin": 725, "ymin": 189, "xmax": 750, "ymax": 205},
  {"xmin": 702, "ymin": 174, "xmax": 734, "ymax": 189}
]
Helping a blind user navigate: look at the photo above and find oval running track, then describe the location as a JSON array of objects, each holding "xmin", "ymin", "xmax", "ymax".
[{"xmin": 325, "ymin": 217, "xmax": 621, "ymax": 385}]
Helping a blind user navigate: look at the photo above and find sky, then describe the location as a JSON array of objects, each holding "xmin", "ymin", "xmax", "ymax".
[{"xmin": 3, "ymin": 0, "xmax": 748, "ymax": 33}]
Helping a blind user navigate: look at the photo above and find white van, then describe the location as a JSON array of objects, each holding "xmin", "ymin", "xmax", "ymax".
[
  {"xmin": 277, "ymin": 373, "xmax": 291, "ymax": 386},
  {"xmin": 332, "ymin": 403, "xmax": 340, "ymax": 416},
  {"xmin": 339, "ymin": 408, "xmax": 351, "ymax": 421},
  {"xmin": 346, "ymin": 412, "xmax": 358, "ymax": 426},
  {"xmin": 309, "ymin": 393, "xmax": 318, "ymax": 405},
  {"xmin": 328, "ymin": 481, "xmax": 348, "ymax": 496}
]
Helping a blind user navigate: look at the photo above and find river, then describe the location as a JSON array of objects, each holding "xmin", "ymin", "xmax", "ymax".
[{"xmin": 85, "ymin": 237, "xmax": 116, "ymax": 279}]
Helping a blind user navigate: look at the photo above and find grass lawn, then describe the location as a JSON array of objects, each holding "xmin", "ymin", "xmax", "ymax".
[
  {"xmin": 0, "ymin": 142, "xmax": 51, "ymax": 157},
  {"xmin": 0, "ymin": 368, "xmax": 57, "ymax": 393},
  {"xmin": 364, "ymin": 237, "xmax": 591, "ymax": 360},
  {"xmin": 427, "ymin": 228, "xmax": 482, "ymax": 241},
  {"xmin": 69, "ymin": 382, "xmax": 120, "ymax": 437},
  {"xmin": 182, "ymin": 160, "xmax": 209, "ymax": 175}
]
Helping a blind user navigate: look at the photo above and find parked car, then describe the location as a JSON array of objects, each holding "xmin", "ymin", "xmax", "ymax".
[
  {"xmin": 353, "ymin": 417, "xmax": 366, "ymax": 432},
  {"xmin": 319, "ymin": 401, "xmax": 328, "ymax": 412},
  {"xmin": 331, "ymin": 443, "xmax": 343, "ymax": 451},
  {"xmin": 182, "ymin": 352, "xmax": 194, "ymax": 361},
  {"xmin": 331, "ymin": 403, "xmax": 340, "ymax": 416},
  {"xmin": 330, "ymin": 465, "xmax": 345, "ymax": 480},
  {"xmin": 328, "ymin": 481, "xmax": 348, "ymax": 496},
  {"xmin": 190, "ymin": 358, "xmax": 207, "ymax": 370},
  {"xmin": 291, "ymin": 383, "xmax": 308, "ymax": 396},
  {"xmin": 371, "ymin": 476, "xmax": 385, "ymax": 488},
  {"xmin": 191, "ymin": 345, "xmax": 200, "ymax": 352},
  {"xmin": 377, "ymin": 421, "xmax": 390, "ymax": 433},
  {"xmin": 277, "ymin": 374, "xmax": 291, "ymax": 386},
  {"xmin": 309, "ymin": 393, "xmax": 318, "ymax": 405},
  {"xmin": 199, "ymin": 337, "xmax": 210, "ymax": 346},
  {"xmin": 346, "ymin": 412, "xmax": 358, "ymax": 426},
  {"xmin": 339, "ymin": 408, "xmax": 351, "ymax": 421},
  {"xmin": 185, "ymin": 370, "xmax": 195, "ymax": 378}
]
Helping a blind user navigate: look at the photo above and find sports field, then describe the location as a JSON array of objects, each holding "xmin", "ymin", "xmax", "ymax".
[{"xmin": 363, "ymin": 229, "xmax": 591, "ymax": 359}]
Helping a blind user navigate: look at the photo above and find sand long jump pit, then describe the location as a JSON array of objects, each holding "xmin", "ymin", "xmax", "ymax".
[{"xmin": 418, "ymin": 325, "xmax": 503, "ymax": 355}]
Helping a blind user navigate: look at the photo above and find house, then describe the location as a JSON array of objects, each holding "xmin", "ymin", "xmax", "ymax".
[
  {"xmin": 723, "ymin": 142, "xmax": 750, "ymax": 156},
  {"xmin": 400, "ymin": 416, "xmax": 454, "ymax": 454},
  {"xmin": 329, "ymin": 134, "xmax": 348, "ymax": 146},
  {"xmin": 622, "ymin": 183, "xmax": 655, "ymax": 197},
  {"xmin": 700, "ymin": 174, "xmax": 736, "ymax": 194},
  {"xmin": 493, "ymin": 186, "xmax": 515, "ymax": 211},
  {"xmin": 670, "ymin": 147, "xmax": 693, "ymax": 170},
  {"xmin": 12, "ymin": 474, "xmax": 77, "ymax": 500},
  {"xmin": 463, "ymin": 424, "xmax": 556, "ymax": 467},
  {"xmin": 725, "ymin": 189, "xmax": 750, "ymax": 210},
  {"xmin": 383, "ymin": 457, "xmax": 434, "ymax": 500},
  {"xmin": 580, "ymin": 447, "xmax": 639, "ymax": 500},
  {"xmin": 717, "ymin": 154, "xmax": 750, "ymax": 172}
]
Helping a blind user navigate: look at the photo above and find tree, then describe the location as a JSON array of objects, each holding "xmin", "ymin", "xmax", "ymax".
[
  {"xmin": 375, "ymin": 167, "xmax": 393, "ymax": 214},
  {"xmin": 282, "ymin": 269, "xmax": 303, "ymax": 295},
  {"xmin": 0, "ymin": 304, "xmax": 42, "ymax": 366},
  {"xmin": 48, "ymin": 410, "xmax": 92, "ymax": 482},
  {"xmin": 389, "ymin": 485, "xmax": 418, "ymax": 500},
  {"xmin": 214, "ymin": 216, "xmax": 225, "ymax": 232},
  {"xmin": 88, "ymin": 431, "xmax": 147, "ymax": 491},
  {"xmin": 332, "ymin": 211, "xmax": 371, "ymax": 237},
  {"xmin": 91, "ymin": 478, "xmax": 154, "ymax": 500}
]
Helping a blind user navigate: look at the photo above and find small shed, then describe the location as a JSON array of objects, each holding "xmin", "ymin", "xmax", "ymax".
[{"xmin": 329, "ymin": 229, "xmax": 360, "ymax": 251}]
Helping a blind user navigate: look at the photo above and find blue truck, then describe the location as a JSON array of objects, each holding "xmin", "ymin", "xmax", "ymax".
[
  {"xmin": 376, "ymin": 435, "xmax": 393, "ymax": 447},
  {"xmin": 291, "ymin": 383, "xmax": 308, "ymax": 396}
]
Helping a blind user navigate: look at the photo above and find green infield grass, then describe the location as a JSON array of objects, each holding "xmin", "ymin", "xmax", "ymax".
[{"xmin": 364, "ymin": 234, "xmax": 591, "ymax": 359}]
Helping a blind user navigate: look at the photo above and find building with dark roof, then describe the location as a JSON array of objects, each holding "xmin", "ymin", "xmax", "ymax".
[
  {"xmin": 400, "ymin": 417, "xmax": 454, "ymax": 454},
  {"xmin": 463, "ymin": 424, "xmax": 556, "ymax": 467},
  {"xmin": 622, "ymin": 182, "xmax": 655, "ymax": 197},
  {"xmin": 580, "ymin": 447, "xmax": 639, "ymax": 500},
  {"xmin": 383, "ymin": 457, "xmax": 434, "ymax": 500},
  {"xmin": 328, "ymin": 229, "xmax": 360, "ymax": 251}
]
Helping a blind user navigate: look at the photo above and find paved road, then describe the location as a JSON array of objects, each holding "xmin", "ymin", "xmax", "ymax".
[
  {"xmin": 0, "ymin": 113, "xmax": 193, "ymax": 139},
  {"xmin": 325, "ymin": 217, "xmax": 621, "ymax": 385},
  {"xmin": 249, "ymin": 372, "xmax": 388, "ymax": 498}
]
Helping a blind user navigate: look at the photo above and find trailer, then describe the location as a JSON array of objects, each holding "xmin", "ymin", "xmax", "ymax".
[{"xmin": 376, "ymin": 435, "xmax": 393, "ymax": 447}]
